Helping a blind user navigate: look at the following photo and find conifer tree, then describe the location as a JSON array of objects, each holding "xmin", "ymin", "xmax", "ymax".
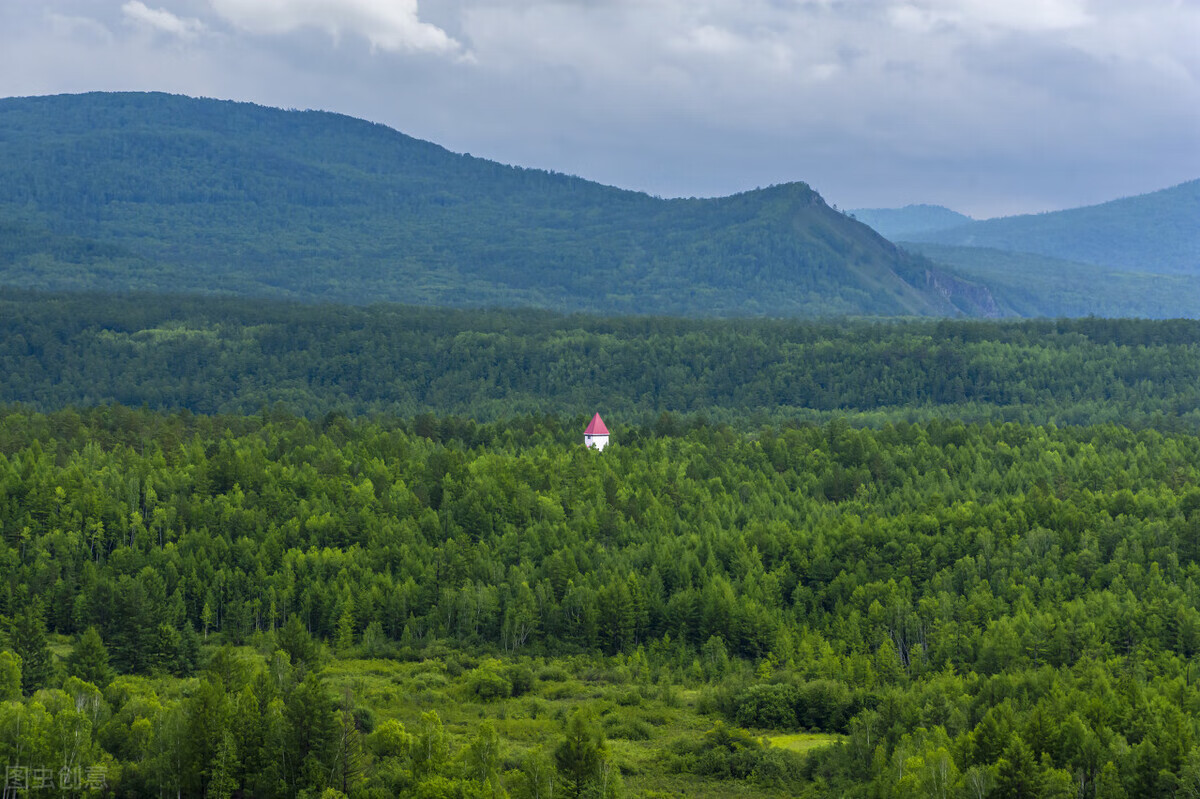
[
  {"xmin": 334, "ymin": 598, "xmax": 356, "ymax": 654},
  {"xmin": 555, "ymin": 708, "xmax": 612, "ymax": 799},
  {"xmin": 66, "ymin": 626, "xmax": 113, "ymax": 687},
  {"xmin": 12, "ymin": 598, "xmax": 53, "ymax": 693}
]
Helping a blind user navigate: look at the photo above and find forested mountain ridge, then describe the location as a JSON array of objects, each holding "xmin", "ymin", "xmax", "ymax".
[
  {"xmin": 0, "ymin": 91, "xmax": 988, "ymax": 317},
  {"xmin": 903, "ymin": 179, "xmax": 1200, "ymax": 274}
]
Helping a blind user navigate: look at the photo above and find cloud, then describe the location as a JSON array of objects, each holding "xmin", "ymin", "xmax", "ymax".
[
  {"xmin": 122, "ymin": 1, "xmax": 206, "ymax": 38},
  {"xmin": 207, "ymin": 0, "xmax": 462, "ymax": 56},
  {"xmin": 0, "ymin": 0, "xmax": 1196, "ymax": 216},
  {"xmin": 888, "ymin": 0, "xmax": 1092, "ymax": 34}
]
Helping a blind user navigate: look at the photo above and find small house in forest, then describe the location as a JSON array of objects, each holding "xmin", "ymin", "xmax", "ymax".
[{"xmin": 584, "ymin": 413, "xmax": 610, "ymax": 451}]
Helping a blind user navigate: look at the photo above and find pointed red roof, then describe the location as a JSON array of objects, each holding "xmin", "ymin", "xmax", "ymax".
[{"xmin": 584, "ymin": 413, "xmax": 609, "ymax": 436}]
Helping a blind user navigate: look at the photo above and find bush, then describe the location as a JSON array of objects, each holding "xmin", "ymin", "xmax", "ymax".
[
  {"xmin": 750, "ymin": 747, "xmax": 806, "ymax": 790},
  {"xmin": 734, "ymin": 684, "xmax": 800, "ymax": 730},
  {"xmin": 464, "ymin": 659, "xmax": 512, "ymax": 701},
  {"xmin": 507, "ymin": 663, "xmax": 535, "ymax": 697},
  {"xmin": 615, "ymin": 687, "xmax": 642, "ymax": 707},
  {"xmin": 603, "ymin": 715, "xmax": 653, "ymax": 741},
  {"xmin": 537, "ymin": 665, "xmax": 570, "ymax": 682},
  {"xmin": 731, "ymin": 680, "xmax": 859, "ymax": 733}
]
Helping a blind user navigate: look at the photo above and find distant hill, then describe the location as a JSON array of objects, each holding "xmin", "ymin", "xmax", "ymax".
[
  {"xmin": 905, "ymin": 180, "xmax": 1200, "ymax": 274},
  {"xmin": 849, "ymin": 204, "xmax": 973, "ymax": 240},
  {"xmin": 905, "ymin": 242, "xmax": 1200, "ymax": 319},
  {"xmin": 0, "ymin": 91, "xmax": 996, "ymax": 318}
]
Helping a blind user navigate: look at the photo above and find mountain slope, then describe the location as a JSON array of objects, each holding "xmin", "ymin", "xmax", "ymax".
[
  {"xmin": 0, "ymin": 91, "xmax": 989, "ymax": 317},
  {"xmin": 849, "ymin": 204, "xmax": 973, "ymax": 239},
  {"xmin": 905, "ymin": 180, "xmax": 1200, "ymax": 274},
  {"xmin": 905, "ymin": 242, "xmax": 1200, "ymax": 319}
]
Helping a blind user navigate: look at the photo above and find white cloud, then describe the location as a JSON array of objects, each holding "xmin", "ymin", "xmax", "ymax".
[
  {"xmin": 122, "ymin": 1, "xmax": 206, "ymax": 38},
  {"xmin": 888, "ymin": 0, "xmax": 1092, "ymax": 34},
  {"xmin": 207, "ymin": 0, "xmax": 462, "ymax": 56},
  {"xmin": 0, "ymin": 0, "xmax": 1195, "ymax": 215}
]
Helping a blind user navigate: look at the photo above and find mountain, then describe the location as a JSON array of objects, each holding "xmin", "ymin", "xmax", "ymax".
[
  {"xmin": 904, "ymin": 242, "xmax": 1200, "ymax": 319},
  {"xmin": 904, "ymin": 180, "xmax": 1200, "ymax": 274},
  {"xmin": 848, "ymin": 204, "xmax": 973, "ymax": 240},
  {"xmin": 0, "ymin": 91, "xmax": 992, "ymax": 318}
]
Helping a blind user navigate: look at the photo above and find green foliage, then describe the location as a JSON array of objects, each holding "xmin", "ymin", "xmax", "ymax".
[
  {"xmin": 555, "ymin": 708, "xmax": 617, "ymax": 799},
  {"xmin": 5, "ymin": 399, "xmax": 1200, "ymax": 794},
  {"xmin": 465, "ymin": 659, "xmax": 513, "ymax": 702},
  {"xmin": 11, "ymin": 291, "xmax": 1200, "ymax": 427},
  {"xmin": 369, "ymin": 718, "xmax": 413, "ymax": 760},
  {"xmin": 66, "ymin": 626, "xmax": 113, "ymax": 687},
  {"xmin": 278, "ymin": 615, "xmax": 322, "ymax": 671},
  {"xmin": 0, "ymin": 650, "xmax": 19, "ymax": 701},
  {"xmin": 10, "ymin": 598, "xmax": 53, "ymax": 694}
]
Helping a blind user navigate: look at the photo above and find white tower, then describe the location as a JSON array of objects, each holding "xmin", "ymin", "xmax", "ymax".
[{"xmin": 584, "ymin": 413, "xmax": 610, "ymax": 451}]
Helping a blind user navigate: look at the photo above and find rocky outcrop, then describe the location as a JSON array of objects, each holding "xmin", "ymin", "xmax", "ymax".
[{"xmin": 923, "ymin": 268, "xmax": 1006, "ymax": 318}]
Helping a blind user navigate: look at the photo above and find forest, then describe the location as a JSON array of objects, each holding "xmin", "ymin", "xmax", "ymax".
[
  {"xmin": 6, "ymin": 290, "xmax": 1200, "ymax": 427},
  {"xmin": 5, "ymin": 401, "xmax": 1200, "ymax": 796},
  {"xmin": 5, "ymin": 294, "xmax": 1200, "ymax": 796}
]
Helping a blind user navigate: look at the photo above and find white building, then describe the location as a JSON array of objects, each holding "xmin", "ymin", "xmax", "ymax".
[{"xmin": 584, "ymin": 413, "xmax": 610, "ymax": 451}]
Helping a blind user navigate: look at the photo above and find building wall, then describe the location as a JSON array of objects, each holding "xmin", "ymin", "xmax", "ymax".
[{"xmin": 584, "ymin": 434, "xmax": 609, "ymax": 451}]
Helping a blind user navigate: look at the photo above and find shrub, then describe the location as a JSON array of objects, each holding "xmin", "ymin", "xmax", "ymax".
[
  {"xmin": 734, "ymin": 684, "xmax": 800, "ymax": 730},
  {"xmin": 464, "ymin": 658, "xmax": 512, "ymax": 701},
  {"xmin": 603, "ymin": 715, "xmax": 653, "ymax": 741},
  {"xmin": 507, "ymin": 663, "xmax": 535, "ymax": 697}
]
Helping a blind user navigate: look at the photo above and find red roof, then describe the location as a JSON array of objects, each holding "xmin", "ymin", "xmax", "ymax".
[{"xmin": 584, "ymin": 413, "xmax": 609, "ymax": 436}]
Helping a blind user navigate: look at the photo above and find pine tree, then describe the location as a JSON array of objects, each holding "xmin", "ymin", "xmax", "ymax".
[
  {"xmin": 278, "ymin": 614, "xmax": 319, "ymax": 669},
  {"xmin": 994, "ymin": 736, "xmax": 1042, "ymax": 799},
  {"xmin": 334, "ymin": 598, "xmax": 356, "ymax": 654},
  {"xmin": 554, "ymin": 708, "xmax": 609, "ymax": 799},
  {"xmin": 148, "ymin": 623, "xmax": 183, "ymax": 676},
  {"xmin": 285, "ymin": 671, "xmax": 338, "ymax": 795},
  {"xmin": 12, "ymin": 598, "xmax": 53, "ymax": 693},
  {"xmin": 331, "ymin": 700, "xmax": 367, "ymax": 796},
  {"xmin": 178, "ymin": 621, "xmax": 201, "ymax": 676},
  {"xmin": 66, "ymin": 626, "xmax": 113, "ymax": 687}
]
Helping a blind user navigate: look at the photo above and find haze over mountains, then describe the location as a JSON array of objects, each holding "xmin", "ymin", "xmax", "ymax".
[
  {"xmin": 0, "ymin": 91, "xmax": 1195, "ymax": 318},
  {"xmin": 847, "ymin": 205, "xmax": 975, "ymax": 241},
  {"xmin": 854, "ymin": 180, "xmax": 1200, "ymax": 318},
  {"xmin": 897, "ymin": 180, "xmax": 1200, "ymax": 275}
]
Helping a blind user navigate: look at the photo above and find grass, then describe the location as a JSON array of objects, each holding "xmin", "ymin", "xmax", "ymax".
[
  {"xmin": 766, "ymin": 731, "xmax": 843, "ymax": 754},
  {"xmin": 316, "ymin": 652, "xmax": 831, "ymax": 798}
]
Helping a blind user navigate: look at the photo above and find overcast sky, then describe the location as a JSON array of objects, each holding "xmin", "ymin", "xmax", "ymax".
[{"xmin": 0, "ymin": 0, "xmax": 1196, "ymax": 217}]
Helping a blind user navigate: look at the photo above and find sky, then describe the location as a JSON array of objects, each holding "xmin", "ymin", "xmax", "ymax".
[{"xmin": 0, "ymin": 0, "xmax": 1196, "ymax": 218}]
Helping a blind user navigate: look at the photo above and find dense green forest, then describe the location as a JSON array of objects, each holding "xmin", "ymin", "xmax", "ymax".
[
  {"xmin": 8, "ymin": 293, "xmax": 1200, "ymax": 796},
  {"xmin": 0, "ymin": 92, "xmax": 987, "ymax": 318},
  {"xmin": 7, "ymin": 290, "xmax": 1200, "ymax": 427},
  {"xmin": 5, "ymin": 406, "xmax": 1200, "ymax": 796}
]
